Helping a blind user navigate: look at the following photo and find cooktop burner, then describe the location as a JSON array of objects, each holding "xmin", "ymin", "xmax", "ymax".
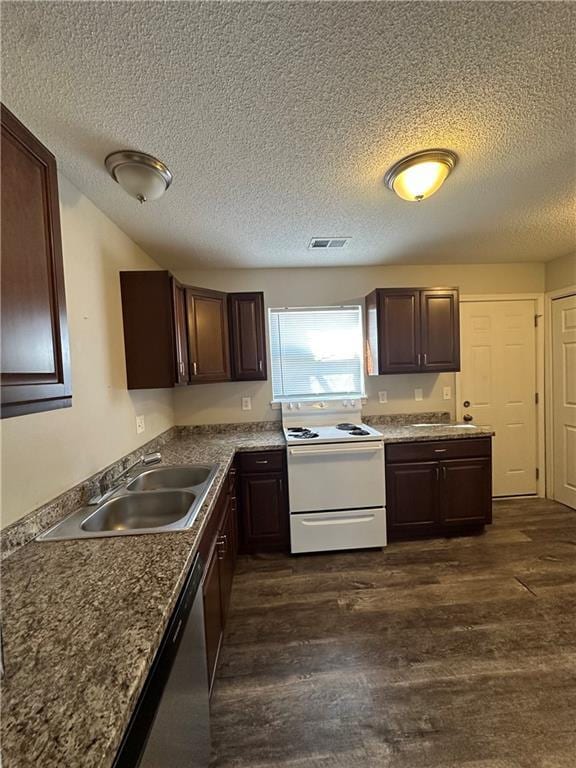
[
  {"xmin": 348, "ymin": 428, "xmax": 370, "ymax": 436},
  {"xmin": 288, "ymin": 427, "xmax": 308, "ymax": 432},
  {"xmin": 336, "ymin": 423, "xmax": 357, "ymax": 430},
  {"xmin": 293, "ymin": 431, "xmax": 319, "ymax": 439}
]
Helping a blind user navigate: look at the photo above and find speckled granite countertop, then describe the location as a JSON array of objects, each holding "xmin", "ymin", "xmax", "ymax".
[
  {"xmin": 373, "ymin": 422, "xmax": 494, "ymax": 443},
  {"xmin": 0, "ymin": 422, "xmax": 492, "ymax": 768}
]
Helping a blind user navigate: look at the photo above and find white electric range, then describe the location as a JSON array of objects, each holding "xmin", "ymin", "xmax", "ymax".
[{"xmin": 282, "ymin": 400, "xmax": 387, "ymax": 554}]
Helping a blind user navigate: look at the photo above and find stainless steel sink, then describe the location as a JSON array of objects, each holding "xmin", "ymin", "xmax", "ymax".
[
  {"xmin": 127, "ymin": 465, "xmax": 213, "ymax": 492},
  {"xmin": 81, "ymin": 491, "xmax": 196, "ymax": 532},
  {"xmin": 37, "ymin": 463, "xmax": 219, "ymax": 541}
]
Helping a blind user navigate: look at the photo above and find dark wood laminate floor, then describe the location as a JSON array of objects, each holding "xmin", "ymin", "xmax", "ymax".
[{"xmin": 210, "ymin": 499, "xmax": 576, "ymax": 768}]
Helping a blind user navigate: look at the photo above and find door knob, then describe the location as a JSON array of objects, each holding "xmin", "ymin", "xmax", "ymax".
[
  {"xmin": 463, "ymin": 400, "xmax": 470, "ymax": 408},
  {"xmin": 463, "ymin": 414, "xmax": 473, "ymax": 422}
]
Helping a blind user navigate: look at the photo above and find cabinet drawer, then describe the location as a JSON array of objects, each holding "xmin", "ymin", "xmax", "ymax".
[
  {"xmin": 237, "ymin": 450, "xmax": 285, "ymax": 474},
  {"xmin": 386, "ymin": 437, "xmax": 491, "ymax": 463}
]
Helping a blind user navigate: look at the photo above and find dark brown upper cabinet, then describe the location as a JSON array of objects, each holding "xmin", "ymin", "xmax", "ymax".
[
  {"xmin": 1, "ymin": 104, "xmax": 71, "ymax": 418},
  {"xmin": 120, "ymin": 271, "xmax": 189, "ymax": 389},
  {"xmin": 186, "ymin": 287, "xmax": 231, "ymax": 383},
  {"xmin": 228, "ymin": 292, "xmax": 267, "ymax": 381},
  {"xmin": 120, "ymin": 274, "xmax": 267, "ymax": 389},
  {"xmin": 365, "ymin": 287, "xmax": 460, "ymax": 375}
]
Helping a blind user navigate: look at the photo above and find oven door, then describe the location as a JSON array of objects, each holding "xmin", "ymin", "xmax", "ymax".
[{"xmin": 287, "ymin": 441, "xmax": 385, "ymax": 513}]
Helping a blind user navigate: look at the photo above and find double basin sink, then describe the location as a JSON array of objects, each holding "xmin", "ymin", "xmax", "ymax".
[{"xmin": 37, "ymin": 464, "xmax": 219, "ymax": 542}]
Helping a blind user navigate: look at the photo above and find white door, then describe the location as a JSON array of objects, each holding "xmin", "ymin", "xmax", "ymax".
[
  {"xmin": 459, "ymin": 300, "xmax": 537, "ymax": 496},
  {"xmin": 552, "ymin": 294, "xmax": 576, "ymax": 510}
]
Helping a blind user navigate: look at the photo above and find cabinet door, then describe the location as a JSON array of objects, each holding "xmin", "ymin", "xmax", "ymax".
[
  {"xmin": 1, "ymin": 104, "xmax": 71, "ymax": 417},
  {"xmin": 386, "ymin": 461, "xmax": 439, "ymax": 539},
  {"xmin": 377, "ymin": 289, "xmax": 421, "ymax": 373},
  {"xmin": 420, "ymin": 289, "xmax": 460, "ymax": 372},
  {"xmin": 202, "ymin": 544, "xmax": 223, "ymax": 692},
  {"xmin": 228, "ymin": 292, "xmax": 267, "ymax": 380},
  {"xmin": 186, "ymin": 287, "xmax": 231, "ymax": 382},
  {"xmin": 218, "ymin": 500, "xmax": 236, "ymax": 626},
  {"xmin": 239, "ymin": 473, "xmax": 289, "ymax": 552},
  {"xmin": 440, "ymin": 458, "xmax": 492, "ymax": 526},
  {"xmin": 171, "ymin": 279, "xmax": 190, "ymax": 384}
]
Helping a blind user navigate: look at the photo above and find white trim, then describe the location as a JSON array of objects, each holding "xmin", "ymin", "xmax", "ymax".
[
  {"xmin": 456, "ymin": 293, "xmax": 545, "ymax": 497},
  {"xmin": 544, "ymin": 284, "xmax": 576, "ymax": 501}
]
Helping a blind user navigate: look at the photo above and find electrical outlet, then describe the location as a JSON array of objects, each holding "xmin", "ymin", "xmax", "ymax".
[
  {"xmin": 241, "ymin": 396, "xmax": 252, "ymax": 411},
  {"xmin": 136, "ymin": 415, "xmax": 145, "ymax": 434},
  {"xmin": 443, "ymin": 386, "xmax": 452, "ymax": 400},
  {"xmin": 414, "ymin": 388, "xmax": 423, "ymax": 402},
  {"xmin": 378, "ymin": 391, "xmax": 388, "ymax": 404}
]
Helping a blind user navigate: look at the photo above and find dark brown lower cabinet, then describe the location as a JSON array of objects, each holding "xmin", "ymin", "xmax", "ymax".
[
  {"xmin": 237, "ymin": 450, "xmax": 290, "ymax": 553},
  {"xmin": 441, "ymin": 458, "xmax": 492, "ymax": 527},
  {"xmin": 199, "ymin": 471, "xmax": 239, "ymax": 693},
  {"xmin": 202, "ymin": 543, "xmax": 223, "ymax": 692},
  {"xmin": 386, "ymin": 438, "xmax": 492, "ymax": 540}
]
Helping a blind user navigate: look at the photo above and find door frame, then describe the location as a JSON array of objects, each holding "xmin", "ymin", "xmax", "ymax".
[
  {"xmin": 456, "ymin": 294, "xmax": 545, "ymax": 498},
  {"xmin": 544, "ymin": 285, "xmax": 576, "ymax": 501}
]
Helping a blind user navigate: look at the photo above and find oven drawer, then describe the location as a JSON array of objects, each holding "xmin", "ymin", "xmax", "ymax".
[
  {"xmin": 237, "ymin": 450, "xmax": 285, "ymax": 474},
  {"xmin": 287, "ymin": 441, "xmax": 385, "ymax": 513},
  {"xmin": 290, "ymin": 508, "xmax": 387, "ymax": 553},
  {"xmin": 386, "ymin": 437, "xmax": 491, "ymax": 463}
]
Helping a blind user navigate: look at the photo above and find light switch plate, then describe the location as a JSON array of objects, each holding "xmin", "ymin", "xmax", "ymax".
[
  {"xmin": 443, "ymin": 386, "xmax": 452, "ymax": 400},
  {"xmin": 378, "ymin": 391, "xmax": 388, "ymax": 404},
  {"xmin": 414, "ymin": 388, "xmax": 423, "ymax": 402},
  {"xmin": 241, "ymin": 397, "xmax": 252, "ymax": 411},
  {"xmin": 136, "ymin": 415, "xmax": 145, "ymax": 434}
]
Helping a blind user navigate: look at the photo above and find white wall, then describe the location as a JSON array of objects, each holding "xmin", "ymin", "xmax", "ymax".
[
  {"xmin": 0, "ymin": 175, "xmax": 174, "ymax": 528},
  {"xmin": 173, "ymin": 262, "xmax": 545, "ymax": 425},
  {"xmin": 545, "ymin": 252, "xmax": 576, "ymax": 292}
]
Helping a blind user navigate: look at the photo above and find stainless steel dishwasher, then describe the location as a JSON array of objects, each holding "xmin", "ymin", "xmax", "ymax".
[{"xmin": 114, "ymin": 554, "xmax": 210, "ymax": 768}]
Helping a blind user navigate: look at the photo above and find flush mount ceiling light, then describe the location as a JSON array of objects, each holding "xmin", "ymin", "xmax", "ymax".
[
  {"xmin": 104, "ymin": 150, "xmax": 173, "ymax": 203},
  {"xmin": 384, "ymin": 149, "xmax": 458, "ymax": 202}
]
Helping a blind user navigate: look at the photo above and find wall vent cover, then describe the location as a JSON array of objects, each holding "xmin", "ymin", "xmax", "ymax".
[{"xmin": 309, "ymin": 237, "xmax": 351, "ymax": 249}]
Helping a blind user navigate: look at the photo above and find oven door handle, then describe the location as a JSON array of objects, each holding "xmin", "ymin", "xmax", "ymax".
[
  {"xmin": 288, "ymin": 444, "xmax": 383, "ymax": 456},
  {"xmin": 301, "ymin": 514, "xmax": 376, "ymax": 525}
]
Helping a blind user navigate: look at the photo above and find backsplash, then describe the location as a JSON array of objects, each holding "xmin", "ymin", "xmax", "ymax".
[
  {"xmin": 1, "ymin": 411, "xmax": 450, "ymax": 559},
  {"xmin": 1, "ymin": 427, "xmax": 179, "ymax": 560}
]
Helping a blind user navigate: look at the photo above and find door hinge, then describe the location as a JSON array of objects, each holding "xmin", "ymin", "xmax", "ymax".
[
  {"xmin": 535, "ymin": 392, "xmax": 539, "ymax": 405},
  {"xmin": 536, "ymin": 468, "xmax": 540, "ymax": 480}
]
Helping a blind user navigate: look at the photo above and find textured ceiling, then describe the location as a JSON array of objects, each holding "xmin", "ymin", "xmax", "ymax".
[{"xmin": 1, "ymin": 1, "xmax": 575, "ymax": 269}]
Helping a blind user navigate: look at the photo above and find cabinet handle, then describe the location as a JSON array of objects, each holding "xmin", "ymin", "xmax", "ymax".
[
  {"xmin": 192, "ymin": 361, "xmax": 198, "ymax": 376},
  {"xmin": 417, "ymin": 353, "xmax": 421, "ymax": 366},
  {"xmin": 423, "ymin": 353, "xmax": 427, "ymax": 366},
  {"xmin": 443, "ymin": 466, "xmax": 447, "ymax": 480},
  {"xmin": 434, "ymin": 449, "xmax": 447, "ymax": 453},
  {"xmin": 435, "ymin": 467, "xmax": 440, "ymax": 481},
  {"xmin": 258, "ymin": 360, "xmax": 263, "ymax": 372},
  {"xmin": 179, "ymin": 361, "xmax": 185, "ymax": 376},
  {"xmin": 255, "ymin": 460, "xmax": 269, "ymax": 464}
]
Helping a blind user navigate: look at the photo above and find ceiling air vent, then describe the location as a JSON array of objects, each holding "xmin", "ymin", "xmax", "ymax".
[{"xmin": 309, "ymin": 237, "xmax": 351, "ymax": 249}]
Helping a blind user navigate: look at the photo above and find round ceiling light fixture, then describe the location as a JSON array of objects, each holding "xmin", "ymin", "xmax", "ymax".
[
  {"xmin": 384, "ymin": 148, "xmax": 458, "ymax": 202},
  {"xmin": 105, "ymin": 150, "xmax": 173, "ymax": 203}
]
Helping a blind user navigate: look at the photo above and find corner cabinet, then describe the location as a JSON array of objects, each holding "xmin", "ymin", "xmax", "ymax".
[
  {"xmin": 120, "ymin": 271, "xmax": 186, "ymax": 389},
  {"xmin": 120, "ymin": 272, "xmax": 267, "ymax": 388},
  {"xmin": 365, "ymin": 288, "xmax": 460, "ymax": 375},
  {"xmin": 385, "ymin": 437, "xmax": 492, "ymax": 540},
  {"xmin": 1, "ymin": 104, "xmax": 71, "ymax": 417}
]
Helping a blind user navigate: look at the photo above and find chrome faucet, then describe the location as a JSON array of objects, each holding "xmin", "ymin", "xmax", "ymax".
[{"xmin": 88, "ymin": 452, "xmax": 162, "ymax": 505}]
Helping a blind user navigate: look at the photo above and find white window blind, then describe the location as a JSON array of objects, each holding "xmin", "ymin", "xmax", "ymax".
[{"xmin": 269, "ymin": 306, "xmax": 365, "ymax": 401}]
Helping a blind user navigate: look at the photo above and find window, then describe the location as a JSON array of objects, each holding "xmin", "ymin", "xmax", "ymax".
[{"xmin": 269, "ymin": 306, "xmax": 365, "ymax": 401}]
